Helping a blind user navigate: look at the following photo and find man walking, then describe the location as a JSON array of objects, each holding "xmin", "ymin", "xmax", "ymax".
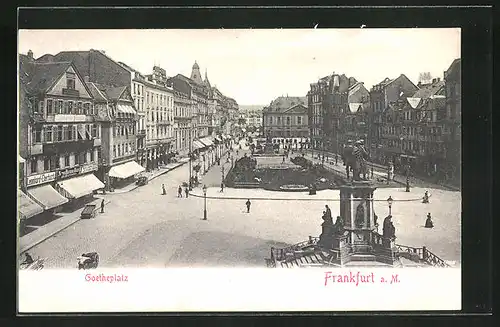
[
  {"xmin": 220, "ymin": 182, "xmax": 224, "ymax": 193},
  {"xmin": 246, "ymin": 199, "xmax": 251, "ymax": 213},
  {"xmin": 100, "ymin": 199, "xmax": 105, "ymax": 213},
  {"xmin": 185, "ymin": 187, "xmax": 189, "ymax": 198},
  {"xmin": 178, "ymin": 185, "xmax": 183, "ymax": 198},
  {"xmin": 162, "ymin": 184, "xmax": 166, "ymax": 195}
]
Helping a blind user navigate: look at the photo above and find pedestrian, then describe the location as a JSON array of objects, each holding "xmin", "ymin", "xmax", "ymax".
[
  {"xmin": 425, "ymin": 213, "xmax": 434, "ymax": 228},
  {"xmin": 422, "ymin": 191, "xmax": 430, "ymax": 203},
  {"xmin": 220, "ymin": 182, "xmax": 224, "ymax": 193},
  {"xmin": 162, "ymin": 184, "xmax": 166, "ymax": 195},
  {"xmin": 178, "ymin": 185, "xmax": 183, "ymax": 198},
  {"xmin": 100, "ymin": 199, "xmax": 105, "ymax": 213},
  {"xmin": 246, "ymin": 199, "xmax": 251, "ymax": 213},
  {"xmin": 185, "ymin": 187, "xmax": 189, "ymax": 198},
  {"xmin": 282, "ymin": 155, "xmax": 285, "ymax": 163}
]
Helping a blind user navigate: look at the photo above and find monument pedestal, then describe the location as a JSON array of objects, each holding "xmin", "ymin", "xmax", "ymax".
[{"xmin": 318, "ymin": 180, "xmax": 398, "ymax": 266}]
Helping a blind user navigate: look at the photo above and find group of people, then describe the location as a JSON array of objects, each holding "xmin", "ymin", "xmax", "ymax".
[{"xmin": 161, "ymin": 184, "xmax": 189, "ymax": 198}]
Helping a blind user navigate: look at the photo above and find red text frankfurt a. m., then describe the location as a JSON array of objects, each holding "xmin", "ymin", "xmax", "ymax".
[{"xmin": 324, "ymin": 271, "xmax": 375, "ymax": 286}]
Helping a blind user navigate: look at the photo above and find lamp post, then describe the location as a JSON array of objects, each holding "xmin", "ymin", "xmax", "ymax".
[
  {"xmin": 387, "ymin": 196, "xmax": 393, "ymax": 215},
  {"xmin": 202, "ymin": 184, "xmax": 207, "ymax": 220}
]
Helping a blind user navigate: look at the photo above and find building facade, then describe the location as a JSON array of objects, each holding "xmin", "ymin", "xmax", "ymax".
[
  {"xmin": 19, "ymin": 51, "xmax": 104, "ymax": 218},
  {"xmin": 262, "ymin": 96, "xmax": 309, "ymax": 148},
  {"xmin": 170, "ymin": 75, "xmax": 195, "ymax": 156},
  {"xmin": 307, "ymin": 73, "xmax": 358, "ymax": 153},
  {"xmin": 369, "ymin": 74, "xmax": 419, "ymax": 161},
  {"xmin": 443, "ymin": 58, "xmax": 461, "ymax": 185},
  {"xmin": 87, "ymin": 82, "xmax": 142, "ymax": 190}
]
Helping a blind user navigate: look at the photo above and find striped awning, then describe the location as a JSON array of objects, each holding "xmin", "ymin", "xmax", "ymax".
[
  {"xmin": 27, "ymin": 184, "xmax": 69, "ymax": 210},
  {"xmin": 200, "ymin": 137, "xmax": 214, "ymax": 147},
  {"xmin": 192, "ymin": 140, "xmax": 205, "ymax": 150},
  {"xmin": 108, "ymin": 161, "xmax": 145, "ymax": 179},
  {"xmin": 117, "ymin": 104, "xmax": 137, "ymax": 115},
  {"xmin": 18, "ymin": 190, "xmax": 43, "ymax": 219},
  {"xmin": 56, "ymin": 174, "xmax": 105, "ymax": 199}
]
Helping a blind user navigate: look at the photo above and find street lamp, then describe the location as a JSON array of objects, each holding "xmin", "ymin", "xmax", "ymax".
[
  {"xmin": 387, "ymin": 196, "xmax": 393, "ymax": 215},
  {"xmin": 203, "ymin": 184, "xmax": 207, "ymax": 220}
]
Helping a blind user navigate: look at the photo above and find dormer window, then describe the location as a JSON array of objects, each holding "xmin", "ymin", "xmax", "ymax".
[{"xmin": 66, "ymin": 72, "xmax": 76, "ymax": 90}]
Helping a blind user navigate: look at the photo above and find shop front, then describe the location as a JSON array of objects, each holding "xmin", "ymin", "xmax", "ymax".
[
  {"xmin": 18, "ymin": 189, "xmax": 44, "ymax": 226},
  {"xmin": 55, "ymin": 163, "xmax": 104, "ymax": 209},
  {"xmin": 108, "ymin": 160, "xmax": 145, "ymax": 189},
  {"xmin": 26, "ymin": 171, "xmax": 69, "ymax": 214}
]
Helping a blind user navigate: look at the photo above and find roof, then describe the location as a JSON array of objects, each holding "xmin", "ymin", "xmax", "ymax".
[
  {"xmin": 86, "ymin": 82, "xmax": 108, "ymax": 102},
  {"xmin": 413, "ymin": 80, "xmax": 445, "ymax": 98},
  {"xmin": 104, "ymin": 85, "xmax": 127, "ymax": 100},
  {"xmin": 266, "ymin": 96, "xmax": 307, "ymax": 111},
  {"xmin": 445, "ymin": 58, "xmax": 461, "ymax": 78},
  {"xmin": 283, "ymin": 104, "xmax": 308, "ymax": 114},
  {"xmin": 21, "ymin": 60, "xmax": 73, "ymax": 94},
  {"xmin": 348, "ymin": 103, "xmax": 363, "ymax": 113}
]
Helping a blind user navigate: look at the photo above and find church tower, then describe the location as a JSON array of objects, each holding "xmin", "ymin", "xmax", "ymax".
[{"xmin": 190, "ymin": 61, "xmax": 203, "ymax": 84}]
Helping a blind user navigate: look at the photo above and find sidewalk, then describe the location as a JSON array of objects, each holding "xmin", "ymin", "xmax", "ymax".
[
  {"xmin": 19, "ymin": 198, "xmax": 111, "ymax": 254},
  {"xmin": 19, "ymin": 158, "xmax": 190, "ymax": 254},
  {"xmin": 303, "ymin": 150, "xmax": 460, "ymax": 191},
  {"xmin": 105, "ymin": 158, "xmax": 190, "ymax": 194}
]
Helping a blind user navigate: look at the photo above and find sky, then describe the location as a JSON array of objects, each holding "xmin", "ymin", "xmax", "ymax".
[{"xmin": 18, "ymin": 29, "xmax": 460, "ymax": 106}]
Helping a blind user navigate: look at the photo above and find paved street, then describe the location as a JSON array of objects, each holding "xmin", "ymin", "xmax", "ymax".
[{"xmin": 25, "ymin": 140, "xmax": 461, "ymax": 269}]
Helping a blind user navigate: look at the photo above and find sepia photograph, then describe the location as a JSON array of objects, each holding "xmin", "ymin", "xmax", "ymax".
[{"xmin": 17, "ymin": 27, "xmax": 462, "ymax": 312}]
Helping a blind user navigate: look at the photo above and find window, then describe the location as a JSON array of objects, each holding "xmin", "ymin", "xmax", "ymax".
[
  {"xmin": 297, "ymin": 116, "xmax": 302, "ymax": 125},
  {"xmin": 30, "ymin": 157, "xmax": 37, "ymax": 174},
  {"xmin": 47, "ymin": 99, "xmax": 53, "ymax": 115},
  {"xmin": 74, "ymin": 152, "xmax": 80, "ymax": 165},
  {"xmin": 77, "ymin": 102, "xmax": 83, "ymax": 115},
  {"xmin": 113, "ymin": 145, "xmax": 116, "ymax": 157},
  {"xmin": 32, "ymin": 125, "xmax": 42, "ymax": 143},
  {"xmin": 51, "ymin": 156, "xmax": 59, "ymax": 169},
  {"xmin": 68, "ymin": 101, "xmax": 73, "ymax": 114},
  {"xmin": 63, "ymin": 101, "xmax": 69, "ymax": 114},
  {"xmin": 85, "ymin": 125, "xmax": 92, "ymax": 139},
  {"xmin": 44, "ymin": 126, "xmax": 53, "ymax": 143},
  {"xmin": 80, "ymin": 152, "xmax": 86, "ymax": 164},
  {"xmin": 90, "ymin": 150, "xmax": 95, "ymax": 162},
  {"xmin": 287, "ymin": 117, "xmax": 291, "ymax": 125},
  {"xmin": 55, "ymin": 100, "xmax": 61, "ymax": 114},
  {"xmin": 38, "ymin": 101, "xmax": 44, "ymax": 115},
  {"xmin": 83, "ymin": 103, "xmax": 90, "ymax": 115},
  {"xmin": 64, "ymin": 155, "xmax": 70, "ymax": 167},
  {"xmin": 92, "ymin": 124, "xmax": 97, "ymax": 138},
  {"xmin": 66, "ymin": 72, "xmax": 76, "ymax": 89},
  {"xmin": 64, "ymin": 126, "xmax": 72, "ymax": 141}
]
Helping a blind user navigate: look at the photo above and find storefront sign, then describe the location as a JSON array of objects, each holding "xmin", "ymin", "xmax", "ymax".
[
  {"xmin": 27, "ymin": 171, "xmax": 56, "ymax": 187},
  {"xmin": 58, "ymin": 167, "xmax": 80, "ymax": 179},
  {"xmin": 80, "ymin": 162, "xmax": 98, "ymax": 174}
]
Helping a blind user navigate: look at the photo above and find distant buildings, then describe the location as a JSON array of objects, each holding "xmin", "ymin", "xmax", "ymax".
[{"xmin": 262, "ymin": 96, "xmax": 309, "ymax": 149}]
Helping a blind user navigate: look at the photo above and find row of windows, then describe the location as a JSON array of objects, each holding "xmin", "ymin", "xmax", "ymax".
[
  {"xmin": 113, "ymin": 124, "xmax": 135, "ymax": 138},
  {"xmin": 266, "ymin": 116, "xmax": 304, "ymax": 125},
  {"xmin": 146, "ymin": 126, "xmax": 174, "ymax": 141},
  {"xmin": 267, "ymin": 131, "xmax": 309, "ymax": 137},
  {"xmin": 113, "ymin": 142, "xmax": 135, "ymax": 158},
  {"xmin": 29, "ymin": 150, "xmax": 97, "ymax": 174},
  {"xmin": 35, "ymin": 99, "xmax": 94, "ymax": 116},
  {"xmin": 32, "ymin": 124, "xmax": 100, "ymax": 144},
  {"xmin": 381, "ymin": 139, "xmax": 444, "ymax": 154},
  {"xmin": 381, "ymin": 125, "xmax": 442, "ymax": 137},
  {"xmin": 149, "ymin": 110, "xmax": 174, "ymax": 123}
]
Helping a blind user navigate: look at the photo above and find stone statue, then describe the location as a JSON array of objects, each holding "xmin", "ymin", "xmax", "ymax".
[
  {"xmin": 355, "ymin": 202, "xmax": 365, "ymax": 228},
  {"xmin": 343, "ymin": 139, "xmax": 369, "ymax": 181},
  {"xmin": 383, "ymin": 215, "xmax": 396, "ymax": 239},
  {"xmin": 333, "ymin": 215, "xmax": 344, "ymax": 234},
  {"xmin": 319, "ymin": 211, "xmax": 335, "ymax": 248}
]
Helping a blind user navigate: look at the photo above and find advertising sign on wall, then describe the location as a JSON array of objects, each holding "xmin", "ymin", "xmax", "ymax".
[{"xmin": 27, "ymin": 171, "xmax": 57, "ymax": 187}]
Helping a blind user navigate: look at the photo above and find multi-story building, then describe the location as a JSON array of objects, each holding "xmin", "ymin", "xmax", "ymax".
[
  {"xmin": 369, "ymin": 74, "xmax": 419, "ymax": 162},
  {"xmin": 262, "ymin": 96, "xmax": 308, "ymax": 149},
  {"xmin": 142, "ymin": 75, "xmax": 175, "ymax": 170},
  {"xmin": 169, "ymin": 75, "xmax": 195, "ymax": 156},
  {"xmin": 307, "ymin": 73, "xmax": 358, "ymax": 153},
  {"xmin": 443, "ymin": 58, "xmax": 461, "ymax": 185},
  {"xmin": 378, "ymin": 78, "xmax": 446, "ymax": 175},
  {"xmin": 87, "ymin": 82, "xmax": 142, "ymax": 190},
  {"xmin": 340, "ymin": 81, "xmax": 371, "ymax": 147},
  {"xmin": 19, "ymin": 51, "xmax": 104, "ymax": 218}
]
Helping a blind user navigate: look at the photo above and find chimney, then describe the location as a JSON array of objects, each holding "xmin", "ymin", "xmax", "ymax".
[
  {"xmin": 417, "ymin": 81, "xmax": 422, "ymax": 87},
  {"xmin": 27, "ymin": 50, "xmax": 33, "ymax": 60}
]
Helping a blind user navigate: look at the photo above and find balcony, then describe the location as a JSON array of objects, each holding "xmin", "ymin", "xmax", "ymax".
[
  {"xmin": 62, "ymin": 88, "xmax": 80, "ymax": 97},
  {"xmin": 30, "ymin": 144, "xmax": 43, "ymax": 155}
]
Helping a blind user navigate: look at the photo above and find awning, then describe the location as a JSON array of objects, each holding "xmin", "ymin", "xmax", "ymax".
[
  {"xmin": 200, "ymin": 137, "xmax": 214, "ymax": 147},
  {"xmin": 27, "ymin": 184, "xmax": 69, "ymax": 210},
  {"xmin": 192, "ymin": 140, "xmax": 205, "ymax": 150},
  {"xmin": 56, "ymin": 174, "xmax": 105, "ymax": 199},
  {"xmin": 117, "ymin": 104, "xmax": 137, "ymax": 115},
  {"xmin": 18, "ymin": 190, "xmax": 44, "ymax": 219},
  {"xmin": 108, "ymin": 161, "xmax": 145, "ymax": 179},
  {"xmin": 18, "ymin": 155, "xmax": 26, "ymax": 163}
]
